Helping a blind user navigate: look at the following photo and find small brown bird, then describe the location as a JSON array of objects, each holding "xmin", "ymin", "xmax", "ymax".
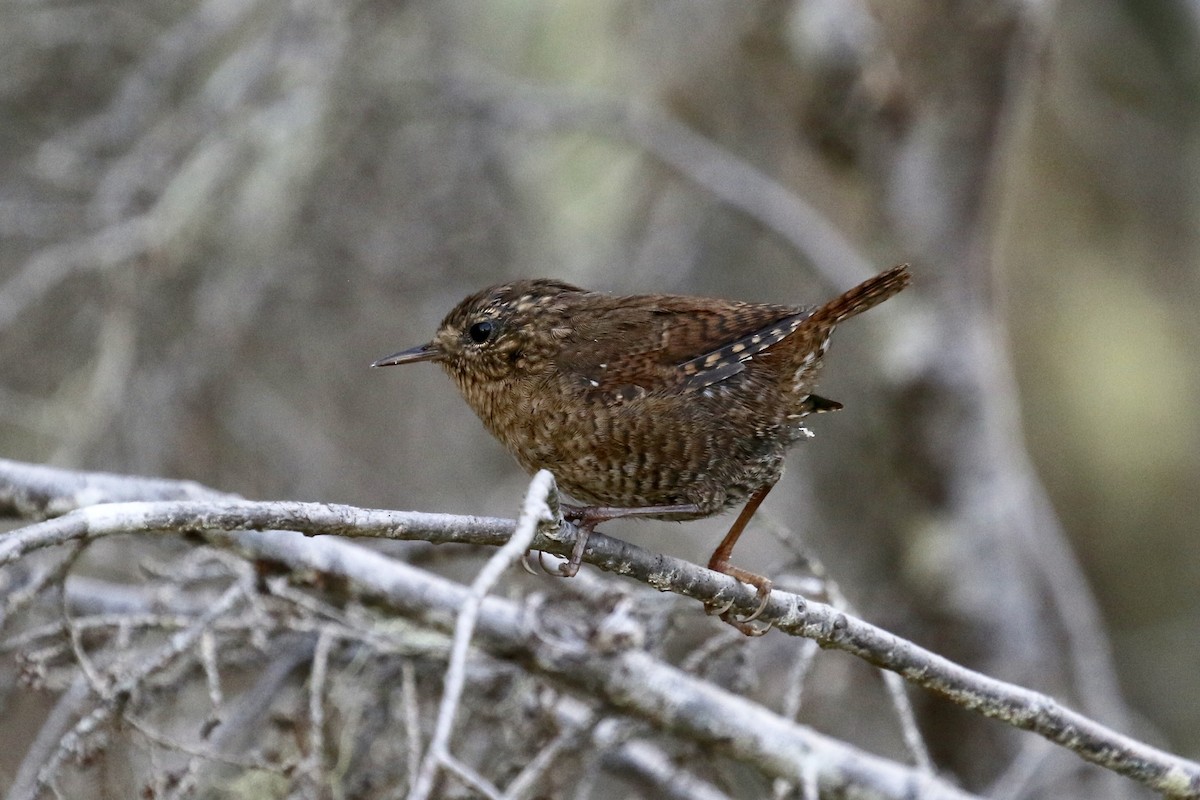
[{"xmin": 374, "ymin": 265, "xmax": 910, "ymax": 631}]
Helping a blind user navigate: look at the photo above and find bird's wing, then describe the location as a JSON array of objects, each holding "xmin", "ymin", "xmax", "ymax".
[{"xmin": 554, "ymin": 295, "xmax": 807, "ymax": 395}]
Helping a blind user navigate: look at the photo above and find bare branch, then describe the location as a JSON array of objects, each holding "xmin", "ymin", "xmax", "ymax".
[
  {"xmin": 9, "ymin": 584, "xmax": 244, "ymax": 800},
  {"xmin": 351, "ymin": 550, "xmax": 974, "ymax": 799},
  {"xmin": 300, "ymin": 627, "xmax": 335, "ymax": 798},
  {"xmin": 0, "ymin": 458, "xmax": 232, "ymax": 520},
  {"xmin": 400, "ymin": 661, "xmax": 423, "ymax": 795},
  {"xmin": 409, "ymin": 470, "xmax": 556, "ymax": 800},
  {"xmin": 6, "ymin": 675, "xmax": 91, "ymax": 800},
  {"xmin": 439, "ymin": 753, "xmax": 505, "ymax": 800},
  {"xmin": 1, "ymin": 460, "xmax": 971, "ymax": 800},
  {"xmin": 1, "ymin": 459, "xmax": 1195, "ymax": 797},
  {"xmin": 554, "ymin": 697, "xmax": 732, "ymax": 800}
]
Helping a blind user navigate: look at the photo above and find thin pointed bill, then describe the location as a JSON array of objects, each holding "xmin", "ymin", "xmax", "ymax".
[{"xmin": 371, "ymin": 343, "xmax": 439, "ymax": 368}]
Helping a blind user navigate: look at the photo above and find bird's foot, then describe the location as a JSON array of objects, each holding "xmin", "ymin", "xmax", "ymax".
[{"xmin": 706, "ymin": 563, "xmax": 774, "ymax": 636}]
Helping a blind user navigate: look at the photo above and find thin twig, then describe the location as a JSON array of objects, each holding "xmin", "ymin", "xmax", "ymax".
[
  {"xmin": 11, "ymin": 584, "xmax": 244, "ymax": 800},
  {"xmin": 407, "ymin": 470, "xmax": 556, "ymax": 800},
  {"xmin": 602, "ymin": 738, "xmax": 733, "ymax": 800},
  {"xmin": 771, "ymin": 638, "xmax": 821, "ymax": 800},
  {"xmin": 779, "ymin": 638, "xmax": 820, "ymax": 722},
  {"xmin": 0, "ymin": 492, "xmax": 1182, "ymax": 795},
  {"xmin": 165, "ymin": 635, "xmax": 313, "ymax": 798},
  {"xmin": 58, "ymin": 545, "xmax": 107, "ymax": 697},
  {"xmin": 303, "ymin": 627, "xmax": 336, "ymax": 799},
  {"xmin": 401, "ymin": 661, "xmax": 422, "ymax": 791},
  {"xmin": 1, "ymin": 613, "xmax": 204, "ymax": 654},
  {"xmin": 0, "ymin": 547, "xmax": 81, "ymax": 632},
  {"xmin": 440, "ymin": 753, "xmax": 505, "ymax": 800},
  {"xmin": 123, "ymin": 713, "xmax": 282, "ymax": 772},
  {"xmin": 770, "ymin": 525, "xmax": 934, "ymax": 774},
  {"xmin": 0, "ymin": 460, "xmax": 1193, "ymax": 797},
  {"xmin": 199, "ymin": 630, "xmax": 222, "ymax": 732},
  {"xmin": 6, "ymin": 675, "xmax": 91, "ymax": 800},
  {"xmin": 988, "ymin": 737, "xmax": 1058, "ymax": 800},
  {"xmin": 218, "ymin": 531, "xmax": 983, "ymax": 799},
  {"xmin": 882, "ymin": 670, "xmax": 933, "ymax": 773},
  {"xmin": 502, "ymin": 699, "xmax": 592, "ymax": 800}
]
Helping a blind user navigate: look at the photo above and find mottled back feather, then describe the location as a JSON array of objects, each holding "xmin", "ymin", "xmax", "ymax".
[{"xmin": 554, "ymin": 297, "xmax": 801, "ymax": 395}]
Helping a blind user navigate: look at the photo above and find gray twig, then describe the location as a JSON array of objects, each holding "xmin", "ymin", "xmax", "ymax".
[
  {"xmin": 407, "ymin": 470, "xmax": 555, "ymax": 800},
  {"xmin": 9, "ymin": 583, "xmax": 244, "ymax": 800},
  {"xmin": 0, "ymin": 459, "xmax": 1193, "ymax": 798}
]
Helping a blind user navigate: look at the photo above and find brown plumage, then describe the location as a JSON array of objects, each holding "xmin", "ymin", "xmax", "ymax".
[{"xmin": 374, "ymin": 264, "xmax": 911, "ymax": 632}]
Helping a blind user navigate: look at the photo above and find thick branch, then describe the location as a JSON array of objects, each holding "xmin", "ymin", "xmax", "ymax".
[
  {"xmin": 0, "ymin": 459, "xmax": 1196, "ymax": 797},
  {"xmin": 0, "ymin": 467, "xmax": 963, "ymax": 800}
]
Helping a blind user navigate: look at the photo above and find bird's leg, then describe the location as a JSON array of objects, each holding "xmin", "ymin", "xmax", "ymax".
[
  {"xmin": 557, "ymin": 503, "xmax": 703, "ymax": 577},
  {"xmin": 706, "ymin": 482, "xmax": 775, "ymax": 634}
]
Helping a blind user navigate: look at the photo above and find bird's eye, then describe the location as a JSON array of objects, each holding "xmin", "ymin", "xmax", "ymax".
[{"xmin": 467, "ymin": 320, "xmax": 496, "ymax": 344}]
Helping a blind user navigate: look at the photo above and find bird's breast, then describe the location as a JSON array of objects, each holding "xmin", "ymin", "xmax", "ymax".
[{"xmin": 449, "ymin": 366, "xmax": 798, "ymax": 514}]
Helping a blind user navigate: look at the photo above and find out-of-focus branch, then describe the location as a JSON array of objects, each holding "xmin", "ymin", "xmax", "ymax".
[
  {"xmin": 7, "ymin": 583, "xmax": 245, "ymax": 800},
  {"xmin": 0, "ymin": 462, "xmax": 970, "ymax": 800},
  {"xmin": 872, "ymin": 0, "xmax": 1133, "ymax": 746},
  {"xmin": 6, "ymin": 675, "xmax": 92, "ymax": 800},
  {"xmin": 0, "ymin": 458, "xmax": 233, "ymax": 519},
  {"xmin": 437, "ymin": 74, "xmax": 875, "ymax": 290},
  {"xmin": 0, "ymin": 459, "xmax": 1195, "ymax": 797}
]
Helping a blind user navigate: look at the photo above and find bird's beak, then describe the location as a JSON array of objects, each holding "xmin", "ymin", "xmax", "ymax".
[{"xmin": 371, "ymin": 343, "xmax": 439, "ymax": 368}]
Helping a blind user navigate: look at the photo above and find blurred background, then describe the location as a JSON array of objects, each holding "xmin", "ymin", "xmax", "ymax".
[{"xmin": 1, "ymin": 0, "xmax": 1198, "ymax": 796}]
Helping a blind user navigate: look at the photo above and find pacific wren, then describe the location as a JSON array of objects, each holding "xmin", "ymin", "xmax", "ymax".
[{"xmin": 374, "ymin": 264, "xmax": 911, "ymax": 630}]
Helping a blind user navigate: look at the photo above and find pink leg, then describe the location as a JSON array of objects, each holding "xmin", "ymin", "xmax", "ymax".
[{"xmin": 706, "ymin": 482, "xmax": 775, "ymax": 635}]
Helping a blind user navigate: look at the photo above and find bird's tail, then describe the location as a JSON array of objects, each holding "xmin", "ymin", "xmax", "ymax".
[{"xmin": 806, "ymin": 264, "xmax": 912, "ymax": 328}]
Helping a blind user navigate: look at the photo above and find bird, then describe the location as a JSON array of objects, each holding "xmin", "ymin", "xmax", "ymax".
[{"xmin": 373, "ymin": 264, "xmax": 911, "ymax": 632}]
